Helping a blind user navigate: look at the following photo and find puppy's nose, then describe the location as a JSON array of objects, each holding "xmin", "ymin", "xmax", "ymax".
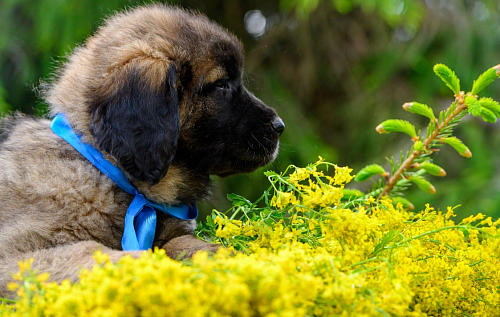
[{"xmin": 271, "ymin": 117, "xmax": 285, "ymax": 135}]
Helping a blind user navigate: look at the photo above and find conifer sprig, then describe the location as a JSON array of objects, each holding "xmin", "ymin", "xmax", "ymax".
[
  {"xmin": 378, "ymin": 97, "xmax": 467, "ymax": 198},
  {"xmin": 352, "ymin": 64, "xmax": 500, "ymax": 203}
]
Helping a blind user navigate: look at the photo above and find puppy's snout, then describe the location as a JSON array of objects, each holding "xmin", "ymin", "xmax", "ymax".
[{"xmin": 271, "ymin": 117, "xmax": 285, "ymax": 136}]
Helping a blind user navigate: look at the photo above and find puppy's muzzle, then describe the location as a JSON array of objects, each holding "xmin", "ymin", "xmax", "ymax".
[{"xmin": 271, "ymin": 117, "xmax": 285, "ymax": 136}]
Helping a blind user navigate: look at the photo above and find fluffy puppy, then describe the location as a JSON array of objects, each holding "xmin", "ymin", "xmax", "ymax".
[{"xmin": 0, "ymin": 4, "xmax": 284, "ymax": 298}]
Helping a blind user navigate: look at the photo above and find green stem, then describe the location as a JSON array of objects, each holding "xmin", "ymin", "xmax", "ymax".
[
  {"xmin": 405, "ymin": 225, "xmax": 494, "ymax": 242},
  {"xmin": 350, "ymin": 256, "xmax": 379, "ymax": 268},
  {"xmin": 0, "ymin": 297, "xmax": 17, "ymax": 304}
]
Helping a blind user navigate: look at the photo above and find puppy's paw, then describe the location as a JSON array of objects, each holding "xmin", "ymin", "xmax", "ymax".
[{"xmin": 162, "ymin": 235, "xmax": 221, "ymax": 260}]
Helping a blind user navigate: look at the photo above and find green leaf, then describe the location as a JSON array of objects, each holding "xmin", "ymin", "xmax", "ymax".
[
  {"xmin": 227, "ymin": 193, "xmax": 252, "ymax": 207},
  {"xmin": 331, "ymin": 0, "xmax": 353, "ymax": 13},
  {"xmin": 264, "ymin": 171, "xmax": 278, "ymax": 177},
  {"xmin": 403, "ymin": 102, "xmax": 435, "ymax": 121},
  {"xmin": 371, "ymin": 230, "xmax": 400, "ymax": 257},
  {"xmin": 376, "ymin": 119, "xmax": 417, "ymax": 138},
  {"xmin": 206, "ymin": 215, "xmax": 215, "ymax": 227},
  {"xmin": 354, "ymin": 164, "xmax": 386, "ymax": 182},
  {"xmin": 390, "ymin": 197, "xmax": 414, "ymax": 210},
  {"xmin": 433, "ymin": 64, "xmax": 460, "ymax": 95},
  {"xmin": 465, "ymin": 96, "xmax": 482, "ymax": 117},
  {"xmin": 471, "ymin": 67, "xmax": 499, "ymax": 95},
  {"xmin": 408, "ymin": 176, "xmax": 436, "ymax": 194},
  {"xmin": 341, "ymin": 188, "xmax": 364, "ymax": 200},
  {"xmin": 478, "ymin": 97, "xmax": 500, "ymax": 117},
  {"xmin": 418, "ymin": 161, "xmax": 446, "ymax": 177},
  {"xmin": 441, "ymin": 137, "xmax": 472, "ymax": 158},
  {"xmin": 480, "ymin": 107, "xmax": 497, "ymax": 123}
]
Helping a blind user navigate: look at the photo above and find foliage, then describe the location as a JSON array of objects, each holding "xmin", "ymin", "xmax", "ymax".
[
  {"xmin": 249, "ymin": 0, "xmax": 500, "ymax": 220},
  {"xmin": 1, "ymin": 2, "xmax": 500, "ymax": 315},
  {"xmin": 353, "ymin": 64, "xmax": 500, "ymax": 204},
  {"xmin": 2, "ymin": 158, "xmax": 500, "ymax": 316},
  {"xmin": 280, "ymin": 0, "xmax": 424, "ymax": 29},
  {"xmin": 0, "ymin": 0, "xmax": 158, "ymax": 114},
  {"xmin": 3, "ymin": 0, "xmax": 500, "ymax": 218}
]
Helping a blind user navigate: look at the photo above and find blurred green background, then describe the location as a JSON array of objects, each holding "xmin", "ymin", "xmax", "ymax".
[{"xmin": 1, "ymin": 0, "xmax": 500, "ymax": 220}]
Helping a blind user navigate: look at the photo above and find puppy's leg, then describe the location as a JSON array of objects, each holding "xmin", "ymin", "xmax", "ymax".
[
  {"xmin": 0, "ymin": 241, "xmax": 143, "ymax": 299},
  {"xmin": 162, "ymin": 235, "xmax": 221, "ymax": 260}
]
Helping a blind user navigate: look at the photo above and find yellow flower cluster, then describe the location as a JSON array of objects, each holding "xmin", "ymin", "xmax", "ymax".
[
  {"xmin": 2, "ymin": 159, "xmax": 500, "ymax": 316},
  {"xmin": 270, "ymin": 157, "xmax": 353, "ymax": 210}
]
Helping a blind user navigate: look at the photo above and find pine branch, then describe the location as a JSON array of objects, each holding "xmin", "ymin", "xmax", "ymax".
[
  {"xmin": 378, "ymin": 95, "xmax": 467, "ymax": 198},
  {"xmin": 354, "ymin": 64, "xmax": 500, "ymax": 203}
]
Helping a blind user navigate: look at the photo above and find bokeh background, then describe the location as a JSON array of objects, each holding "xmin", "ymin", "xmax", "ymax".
[{"xmin": 1, "ymin": 0, "xmax": 500, "ymax": 220}]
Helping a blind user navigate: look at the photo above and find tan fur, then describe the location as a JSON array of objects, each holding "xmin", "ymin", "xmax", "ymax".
[
  {"xmin": 46, "ymin": 5, "xmax": 240, "ymax": 146},
  {"xmin": 0, "ymin": 241, "xmax": 144, "ymax": 297},
  {"xmin": 0, "ymin": 5, "xmax": 284, "ymax": 297},
  {"xmin": 0, "ymin": 5, "xmax": 255, "ymax": 299},
  {"xmin": 204, "ymin": 67, "xmax": 228, "ymax": 83}
]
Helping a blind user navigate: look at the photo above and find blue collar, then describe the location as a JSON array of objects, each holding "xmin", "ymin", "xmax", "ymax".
[{"xmin": 51, "ymin": 113, "xmax": 197, "ymax": 251}]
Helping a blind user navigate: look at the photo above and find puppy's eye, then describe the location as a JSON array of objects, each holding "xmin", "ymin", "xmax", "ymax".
[{"xmin": 214, "ymin": 79, "xmax": 229, "ymax": 89}]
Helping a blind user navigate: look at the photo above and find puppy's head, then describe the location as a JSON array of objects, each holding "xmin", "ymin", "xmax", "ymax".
[{"xmin": 46, "ymin": 5, "xmax": 283, "ymax": 190}]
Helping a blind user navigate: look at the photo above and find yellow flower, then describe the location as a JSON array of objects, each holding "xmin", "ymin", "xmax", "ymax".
[
  {"xmin": 7, "ymin": 282, "xmax": 19, "ymax": 292},
  {"xmin": 445, "ymin": 206, "xmax": 456, "ymax": 219},
  {"xmin": 93, "ymin": 250, "xmax": 110, "ymax": 265},
  {"xmin": 35, "ymin": 272, "xmax": 50, "ymax": 283},
  {"xmin": 480, "ymin": 217, "xmax": 493, "ymax": 226},
  {"xmin": 289, "ymin": 167, "xmax": 310, "ymax": 185},
  {"xmin": 3, "ymin": 162, "xmax": 500, "ymax": 317},
  {"xmin": 17, "ymin": 258, "xmax": 34, "ymax": 274},
  {"xmin": 366, "ymin": 196, "xmax": 375, "ymax": 204},
  {"xmin": 270, "ymin": 191, "xmax": 298, "ymax": 209},
  {"xmin": 333, "ymin": 165, "xmax": 354, "ymax": 185}
]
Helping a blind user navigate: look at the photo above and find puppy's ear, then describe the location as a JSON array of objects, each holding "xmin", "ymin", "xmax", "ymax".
[{"xmin": 88, "ymin": 58, "xmax": 180, "ymax": 185}]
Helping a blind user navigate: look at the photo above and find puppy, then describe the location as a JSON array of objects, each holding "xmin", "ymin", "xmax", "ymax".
[{"xmin": 0, "ymin": 4, "xmax": 284, "ymax": 297}]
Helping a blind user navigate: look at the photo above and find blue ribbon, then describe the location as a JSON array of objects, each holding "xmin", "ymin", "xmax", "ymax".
[{"xmin": 51, "ymin": 113, "xmax": 197, "ymax": 251}]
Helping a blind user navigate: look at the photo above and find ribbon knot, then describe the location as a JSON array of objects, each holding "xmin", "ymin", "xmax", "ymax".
[{"xmin": 51, "ymin": 113, "xmax": 197, "ymax": 251}]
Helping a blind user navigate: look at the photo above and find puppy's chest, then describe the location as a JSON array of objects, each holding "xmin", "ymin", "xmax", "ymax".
[
  {"xmin": 41, "ymin": 160, "xmax": 185, "ymax": 250},
  {"xmin": 0, "ymin": 119, "xmax": 188, "ymax": 251},
  {"xmin": 49, "ymin": 179, "xmax": 132, "ymax": 249}
]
